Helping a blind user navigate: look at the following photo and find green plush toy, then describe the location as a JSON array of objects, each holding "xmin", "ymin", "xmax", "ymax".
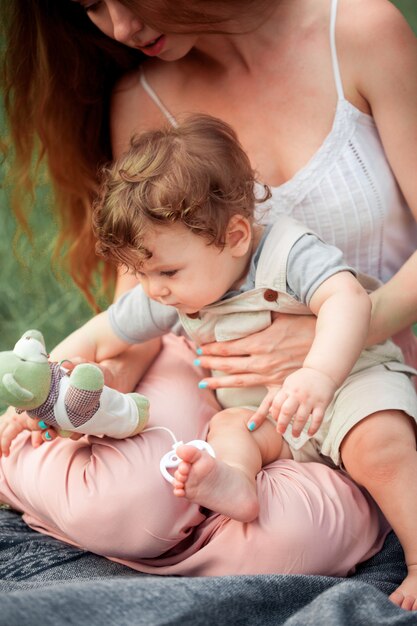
[{"xmin": 0, "ymin": 330, "xmax": 149, "ymax": 438}]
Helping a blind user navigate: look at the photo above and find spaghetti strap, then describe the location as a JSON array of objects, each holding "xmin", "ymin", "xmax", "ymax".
[
  {"xmin": 139, "ymin": 68, "xmax": 179, "ymax": 128},
  {"xmin": 330, "ymin": 0, "xmax": 345, "ymax": 100}
]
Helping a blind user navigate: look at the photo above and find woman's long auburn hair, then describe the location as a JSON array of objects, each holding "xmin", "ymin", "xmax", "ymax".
[
  {"xmin": 1, "ymin": 0, "xmax": 273, "ymax": 307},
  {"xmin": 1, "ymin": 0, "xmax": 143, "ymax": 308}
]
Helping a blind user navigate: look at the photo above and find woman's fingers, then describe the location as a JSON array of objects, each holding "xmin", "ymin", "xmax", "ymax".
[
  {"xmin": 38, "ymin": 420, "xmax": 83, "ymax": 441},
  {"xmin": 196, "ymin": 356, "xmax": 303, "ymax": 388},
  {"xmin": 0, "ymin": 409, "xmax": 65, "ymax": 455},
  {"xmin": 198, "ymin": 372, "xmax": 283, "ymax": 390},
  {"xmin": 36, "ymin": 419, "xmax": 58, "ymax": 442},
  {"xmin": 197, "ymin": 340, "xmax": 255, "ymax": 358},
  {"xmin": 194, "ymin": 316, "xmax": 316, "ymax": 386},
  {"xmin": 199, "ymin": 314, "xmax": 316, "ymax": 357},
  {"xmin": 195, "ymin": 355, "xmax": 253, "ymax": 374}
]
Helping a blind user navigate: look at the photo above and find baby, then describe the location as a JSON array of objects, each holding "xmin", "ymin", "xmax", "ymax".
[{"xmin": 2, "ymin": 114, "xmax": 417, "ymax": 603}]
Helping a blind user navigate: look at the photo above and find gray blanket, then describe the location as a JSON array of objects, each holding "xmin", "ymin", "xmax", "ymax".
[{"xmin": 0, "ymin": 509, "xmax": 415, "ymax": 625}]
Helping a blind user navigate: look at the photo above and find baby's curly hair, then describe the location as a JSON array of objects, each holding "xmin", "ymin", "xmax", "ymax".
[{"xmin": 93, "ymin": 113, "xmax": 270, "ymax": 270}]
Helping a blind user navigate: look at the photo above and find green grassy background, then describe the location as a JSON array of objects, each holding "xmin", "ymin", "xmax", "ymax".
[
  {"xmin": 397, "ymin": 0, "xmax": 417, "ymax": 31},
  {"xmin": 0, "ymin": 0, "xmax": 416, "ymax": 356},
  {"xmin": 0, "ymin": 178, "xmax": 94, "ymax": 353}
]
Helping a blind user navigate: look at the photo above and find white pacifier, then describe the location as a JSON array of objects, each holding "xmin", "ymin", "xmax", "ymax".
[{"xmin": 159, "ymin": 439, "xmax": 216, "ymax": 485}]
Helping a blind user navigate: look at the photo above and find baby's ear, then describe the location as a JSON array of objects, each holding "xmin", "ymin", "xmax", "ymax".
[{"xmin": 226, "ymin": 215, "xmax": 252, "ymax": 257}]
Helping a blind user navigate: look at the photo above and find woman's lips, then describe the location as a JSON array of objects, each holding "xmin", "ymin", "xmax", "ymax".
[{"xmin": 138, "ymin": 35, "xmax": 166, "ymax": 56}]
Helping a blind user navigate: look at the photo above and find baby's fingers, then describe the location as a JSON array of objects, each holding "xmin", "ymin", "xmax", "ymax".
[
  {"xmin": 273, "ymin": 394, "xmax": 299, "ymax": 434},
  {"xmin": 291, "ymin": 405, "xmax": 312, "ymax": 437},
  {"xmin": 307, "ymin": 407, "xmax": 325, "ymax": 436},
  {"xmin": 247, "ymin": 390, "xmax": 275, "ymax": 431}
]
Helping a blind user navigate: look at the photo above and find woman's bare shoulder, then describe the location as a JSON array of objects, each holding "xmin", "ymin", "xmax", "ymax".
[
  {"xmin": 334, "ymin": 0, "xmax": 416, "ymax": 106},
  {"xmin": 110, "ymin": 61, "xmax": 170, "ymax": 158},
  {"xmin": 337, "ymin": 0, "xmax": 415, "ymax": 52}
]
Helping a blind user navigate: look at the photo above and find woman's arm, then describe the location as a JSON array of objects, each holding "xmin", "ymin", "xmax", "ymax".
[
  {"xmin": 369, "ymin": 251, "xmax": 417, "ymax": 347},
  {"xmin": 348, "ymin": 2, "xmax": 417, "ymax": 346},
  {"xmin": 354, "ymin": 3, "xmax": 417, "ymax": 221}
]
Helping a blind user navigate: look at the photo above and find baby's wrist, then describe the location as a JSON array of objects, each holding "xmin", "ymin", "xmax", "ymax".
[{"xmin": 301, "ymin": 365, "xmax": 339, "ymax": 389}]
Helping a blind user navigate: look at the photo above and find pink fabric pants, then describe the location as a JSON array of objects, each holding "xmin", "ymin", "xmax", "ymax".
[{"xmin": 0, "ymin": 335, "xmax": 388, "ymax": 577}]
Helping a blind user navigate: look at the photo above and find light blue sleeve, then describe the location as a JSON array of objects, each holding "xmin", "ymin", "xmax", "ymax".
[
  {"xmin": 107, "ymin": 284, "xmax": 182, "ymax": 344},
  {"xmin": 286, "ymin": 234, "xmax": 356, "ymax": 305}
]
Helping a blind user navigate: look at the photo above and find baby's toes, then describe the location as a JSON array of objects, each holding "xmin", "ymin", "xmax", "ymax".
[{"xmin": 389, "ymin": 590, "xmax": 417, "ymax": 611}]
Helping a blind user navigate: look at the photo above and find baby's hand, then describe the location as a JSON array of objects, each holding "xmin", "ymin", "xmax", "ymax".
[
  {"xmin": 271, "ymin": 368, "xmax": 337, "ymax": 437},
  {"xmin": 247, "ymin": 368, "xmax": 337, "ymax": 435}
]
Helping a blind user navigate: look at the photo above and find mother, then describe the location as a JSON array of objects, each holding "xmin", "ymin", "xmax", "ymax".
[{"xmin": 0, "ymin": 0, "xmax": 416, "ymax": 590}]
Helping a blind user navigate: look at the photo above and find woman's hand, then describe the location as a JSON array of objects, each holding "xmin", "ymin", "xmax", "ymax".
[
  {"xmin": 196, "ymin": 314, "xmax": 316, "ymax": 390},
  {"xmin": 0, "ymin": 406, "xmax": 60, "ymax": 456}
]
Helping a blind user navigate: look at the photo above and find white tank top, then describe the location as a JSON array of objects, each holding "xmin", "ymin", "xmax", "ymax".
[{"xmin": 139, "ymin": 0, "xmax": 417, "ymax": 283}]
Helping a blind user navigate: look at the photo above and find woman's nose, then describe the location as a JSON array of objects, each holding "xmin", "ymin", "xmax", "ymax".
[{"xmin": 109, "ymin": 1, "xmax": 143, "ymax": 44}]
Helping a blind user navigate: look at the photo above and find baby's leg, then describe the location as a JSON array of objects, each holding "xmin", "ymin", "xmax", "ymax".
[
  {"xmin": 174, "ymin": 407, "xmax": 287, "ymax": 522},
  {"xmin": 341, "ymin": 410, "xmax": 417, "ymax": 611}
]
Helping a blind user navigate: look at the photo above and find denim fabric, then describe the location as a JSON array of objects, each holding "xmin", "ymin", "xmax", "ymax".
[{"xmin": 0, "ymin": 509, "xmax": 412, "ymax": 625}]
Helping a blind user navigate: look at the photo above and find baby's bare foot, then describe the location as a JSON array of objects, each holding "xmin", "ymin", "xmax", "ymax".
[
  {"xmin": 173, "ymin": 444, "xmax": 259, "ymax": 522},
  {"xmin": 389, "ymin": 568, "xmax": 417, "ymax": 611}
]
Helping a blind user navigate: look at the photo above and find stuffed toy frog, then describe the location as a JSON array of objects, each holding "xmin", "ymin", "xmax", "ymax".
[{"xmin": 0, "ymin": 330, "xmax": 149, "ymax": 438}]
